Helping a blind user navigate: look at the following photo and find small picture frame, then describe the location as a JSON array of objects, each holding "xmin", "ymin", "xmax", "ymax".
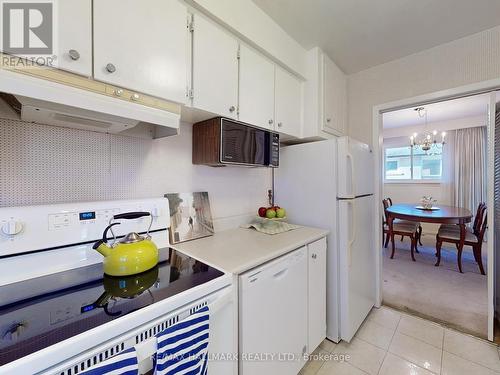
[{"xmin": 165, "ymin": 192, "xmax": 215, "ymax": 244}]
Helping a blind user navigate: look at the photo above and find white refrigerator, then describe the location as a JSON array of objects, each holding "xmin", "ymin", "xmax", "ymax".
[{"xmin": 275, "ymin": 136, "xmax": 376, "ymax": 343}]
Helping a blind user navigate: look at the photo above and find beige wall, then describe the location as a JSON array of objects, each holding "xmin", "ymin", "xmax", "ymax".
[
  {"xmin": 383, "ymin": 183, "xmax": 452, "ymax": 235},
  {"xmin": 347, "ymin": 26, "xmax": 500, "ymax": 146}
]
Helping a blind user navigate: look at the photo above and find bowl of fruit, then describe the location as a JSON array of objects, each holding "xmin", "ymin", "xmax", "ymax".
[{"xmin": 257, "ymin": 206, "xmax": 286, "ymax": 221}]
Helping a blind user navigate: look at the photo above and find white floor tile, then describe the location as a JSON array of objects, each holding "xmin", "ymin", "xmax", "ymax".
[
  {"xmin": 379, "ymin": 353, "xmax": 435, "ymax": 375},
  {"xmin": 355, "ymin": 319, "xmax": 395, "ymax": 350},
  {"xmin": 333, "ymin": 337, "xmax": 385, "ymax": 375},
  {"xmin": 442, "ymin": 351, "xmax": 500, "ymax": 375},
  {"xmin": 317, "ymin": 359, "xmax": 368, "ymax": 375},
  {"xmin": 443, "ymin": 329, "xmax": 500, "ymax": 371},
  {"xmin": 389, "ymin": 332, "xmax": 442, "ymax": 374},
  {"xmin": 397, "ymin": 314, "xmax": 444, "ymax": 349},
  {"xmin": 367, "ymin": 306, "xmax": 401, "ymax": 330}
]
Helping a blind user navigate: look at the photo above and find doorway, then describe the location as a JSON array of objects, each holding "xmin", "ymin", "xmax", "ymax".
[
  {"xmin": 381, "ymin": 94, "xmax": 489, "ymax": 338},
  {"xmin": 372, "ymin": 83, "xmax": 498, "ymax": 341}
]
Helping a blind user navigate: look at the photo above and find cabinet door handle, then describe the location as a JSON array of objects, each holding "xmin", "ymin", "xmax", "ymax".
[
  {"xmin": 106, "ymin": 63, "xmax": 116, "ymax": 73},
  {"xmin": 268, "ymin": 119, "xmax": 274, "ymax": 125},
  {"xmin": 229, "ymin": 106, "xmax": 236, "ymax": 113},
  {"xmin": 68, "ymin": 49, "xmax": 80, "ymax": 61},
  {"xmin": 277, "ymin": 122, "xmax": 283, "ymax": 128},
  {"xmin": 326, "ymin": 118, "xmax": 332, "ymax": 123},
  {"xmin": 311, "ymin": 253, "xmax": 317, "ymax": 259}
]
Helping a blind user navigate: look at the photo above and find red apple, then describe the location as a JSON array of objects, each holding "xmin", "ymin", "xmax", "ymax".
[{"xmin": 258, "ymin": 207, "xmax": 267, "ymax": 217}]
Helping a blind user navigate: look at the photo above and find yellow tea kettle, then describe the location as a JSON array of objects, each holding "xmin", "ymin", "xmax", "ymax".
[{"xmin": 92, "ymin": 212, "xmax": 159, "ymax": 276}]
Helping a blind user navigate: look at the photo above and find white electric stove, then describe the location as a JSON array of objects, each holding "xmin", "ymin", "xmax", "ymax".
[{"xmin": 0, "ymin": 198, "xmax": 236, "ymax": 375}]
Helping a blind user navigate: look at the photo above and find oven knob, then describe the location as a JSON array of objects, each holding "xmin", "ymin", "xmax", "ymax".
[{"xmin": 1, "ymin": 220, "xmax": 23, "ymax": 236}]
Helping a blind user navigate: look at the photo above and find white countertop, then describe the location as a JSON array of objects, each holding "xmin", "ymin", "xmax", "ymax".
[{"xmin": 171, "ymin": 226, "xmax": 329, "ymax": 274}]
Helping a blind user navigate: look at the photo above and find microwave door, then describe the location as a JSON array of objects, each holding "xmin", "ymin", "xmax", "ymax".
[
  {"xmin": 254, "ymin": 130, "xmax": 266, "ymax": 165},
  {"xmin": 221, "ymin": 120, "xmax": 266, "ymax": 166}
]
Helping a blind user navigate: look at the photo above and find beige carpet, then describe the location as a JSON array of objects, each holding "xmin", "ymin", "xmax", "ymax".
[{"xmin": 382, "ymin": 233, "xmax": 488, "ymax": 338}]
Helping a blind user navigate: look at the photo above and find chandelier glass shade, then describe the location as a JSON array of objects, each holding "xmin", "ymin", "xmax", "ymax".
[{"xmin": 409, "ymin": 107, "xmax": 446, "ymax": 153}]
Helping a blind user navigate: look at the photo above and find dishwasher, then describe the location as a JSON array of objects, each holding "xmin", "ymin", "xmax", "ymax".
[{"xmin": 239, "ymin": 246, "xmax": 308, "ymax": 375}]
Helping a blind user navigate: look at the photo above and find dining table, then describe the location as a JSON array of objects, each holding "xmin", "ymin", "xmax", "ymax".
[{"xmin": 385, "ymin": 203, "xmax": 473, "ymax": 267}]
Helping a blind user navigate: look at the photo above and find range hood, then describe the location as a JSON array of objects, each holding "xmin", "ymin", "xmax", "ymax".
[
  {"xmin": 0, "ymin": 67, "xmax": 181, "ymax": 139},
  {"xmin": 1, "ymin": 93, "xmax": 143, "ymax": 134}
]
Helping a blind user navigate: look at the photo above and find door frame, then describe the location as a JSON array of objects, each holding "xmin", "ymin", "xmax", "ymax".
[{"xmin": 372, "ymin": 78, "xmax": 500, "ymax": 341}]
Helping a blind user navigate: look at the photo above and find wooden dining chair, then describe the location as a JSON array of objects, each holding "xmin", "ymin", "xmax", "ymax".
[
  {"xmin": 382, "ymin": 198, "xmax": 420, "ymax": 261},
  {"xmin": 439, "ymin": 202, "xmax": 485, "ymax": 233},
  {"xmin": 382, "ymin": 198, "xmax": 423, "ymax": 249},
  {"xmin": 435, "ymin": 205, "xmax": 487, "ymax": 275}
]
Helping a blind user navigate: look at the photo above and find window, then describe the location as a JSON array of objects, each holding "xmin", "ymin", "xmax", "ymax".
[{"xmin": 384, "ymin": 144, "xmax": 443, "ymax": 181}]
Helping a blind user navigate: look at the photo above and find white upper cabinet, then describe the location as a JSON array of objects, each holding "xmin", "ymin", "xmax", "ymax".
[
  {"xmin": 56, "ymin": 0, "xmax": 92, "ymax": 77},
  {"xmin": 275, "ymin": 66, "xmax": 303, "ymax": 138},
  {"xmin": 191, "ymin": 14, "xmax": 239, "ymax": 119},
  {"xmin": 322, "ymin": 54, "xmax": 347, "ymax": 136},
  {"xmin": 238, "ymin": 44, "xmax": 275, "ymax": 130},
  {"xmin": 93, "ymin": 0, "xmax": 188, "ymax": 102}
]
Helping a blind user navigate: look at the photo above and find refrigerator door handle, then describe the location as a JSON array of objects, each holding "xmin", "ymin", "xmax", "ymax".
[
  {"xmin": 348, "ymin": 200, "xmax": 356, "ymax": 267},
  {"xmin": 346, "ymin": 152, "xmax": 355, "ymax": 197}
]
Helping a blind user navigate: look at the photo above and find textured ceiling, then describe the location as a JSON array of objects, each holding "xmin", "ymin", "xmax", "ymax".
[{"xmin": 252, "ymin": 0, "xmax": 500, "ymax": 73}]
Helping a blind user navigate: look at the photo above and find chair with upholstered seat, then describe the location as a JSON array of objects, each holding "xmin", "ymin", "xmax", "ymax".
[
  {"xmin": 383, "ymin": 198, "xmax": 421, "ymax": 261},
  {"xmin": 435, "ymin": 205, "xmax": 487, "ymax": 275},
  {"xmin": 382, "ymin": 198, "xmax": 423, "ymax": 250},
  {"xmin": 439, "ymin": 202, "xmax": 485, "ymax": 233}
]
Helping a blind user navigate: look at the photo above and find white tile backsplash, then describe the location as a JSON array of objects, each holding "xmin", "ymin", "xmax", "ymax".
[{"xmin": 0, "ymin": 119, "xmax": 272, "ymax": 229}]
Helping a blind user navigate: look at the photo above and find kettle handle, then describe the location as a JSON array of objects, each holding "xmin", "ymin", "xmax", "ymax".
[
  {"xmin": 112, "ymin": 211, "xmax": 153, "ymax": 237},
  {"xmin": 92, "ymin": 222, "xmax": 120, "ymax": 249},
  {"xmin": 113, "ymin": 212, "xmax": 150, "ymax": 220}
]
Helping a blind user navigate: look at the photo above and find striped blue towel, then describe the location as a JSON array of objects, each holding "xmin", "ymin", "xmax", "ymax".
[
  {"xmin": 80, "ymin": 347, "xmax": 139, "ymax": 375},
  {"xmin": 155, "ymin": 306, "xmax": 209, "ymax": 375}
]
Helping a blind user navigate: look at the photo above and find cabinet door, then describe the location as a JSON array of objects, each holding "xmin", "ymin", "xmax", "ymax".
[
  {"xmin": 275, "ymin": 66, "xmax": 303, "ymax": 138},
  {"xmin": 238, "ymin": 44, "xmax": 275, "ymax": 130},
  {"xmin": 323, "ymin": 55, "xmax": 347, "ymax": 135},
  {"xmin": 191, "ymin": 15, "xmax": 239, "ymax": 119},
  {"xmin": 308, "ymin": 237, "xmax": 327, "ymax": 352},
  {"xmin": 93, "ymin": 0, "xmax": 187, "ymax": 102},
  {"xmin": 56, "ymin": 0, "xmax": 92, "ymax": 77}
]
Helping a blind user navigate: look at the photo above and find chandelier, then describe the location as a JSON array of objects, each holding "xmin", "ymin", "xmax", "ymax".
[{"xmin": 409, "ymin": 107, "xmax": 446, "ymax": 153}]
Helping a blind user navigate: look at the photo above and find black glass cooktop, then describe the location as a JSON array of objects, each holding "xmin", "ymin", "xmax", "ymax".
[{"xmin": 0, "ymin": 249, "xmax": 224, "ymax": 366}]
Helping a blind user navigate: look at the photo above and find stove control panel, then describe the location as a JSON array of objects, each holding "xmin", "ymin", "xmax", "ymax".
[
  {"xmin": 0, "ymin": 198, "xmax": 170, "ymax": 258},
  {"xmin": 47, "ymin": 208, "xmax": 122, "ymax": 231}
]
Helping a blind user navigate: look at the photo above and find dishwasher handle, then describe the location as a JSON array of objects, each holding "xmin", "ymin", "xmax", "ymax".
[
  {"xmin": 240, "ymin": 247, "xmax": 306, "ymax": 291},
  {"xmin": 272, "ymin": 267, "xmax": 289, "ymax": 280}
]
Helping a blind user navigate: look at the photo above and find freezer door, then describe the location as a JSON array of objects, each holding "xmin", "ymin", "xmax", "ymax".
[
  {"xmin": 337, "ymin": 137, "xmax": 374, "ymax": 198},
  {"xmin": 338, "ymin": 196, "xmax": 376, "ymax": 342}
]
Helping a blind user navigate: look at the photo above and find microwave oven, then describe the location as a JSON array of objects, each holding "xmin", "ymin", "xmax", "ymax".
[{"xmin": 192, "ymin": 117, "xmax": 279, "ymax": 167}]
